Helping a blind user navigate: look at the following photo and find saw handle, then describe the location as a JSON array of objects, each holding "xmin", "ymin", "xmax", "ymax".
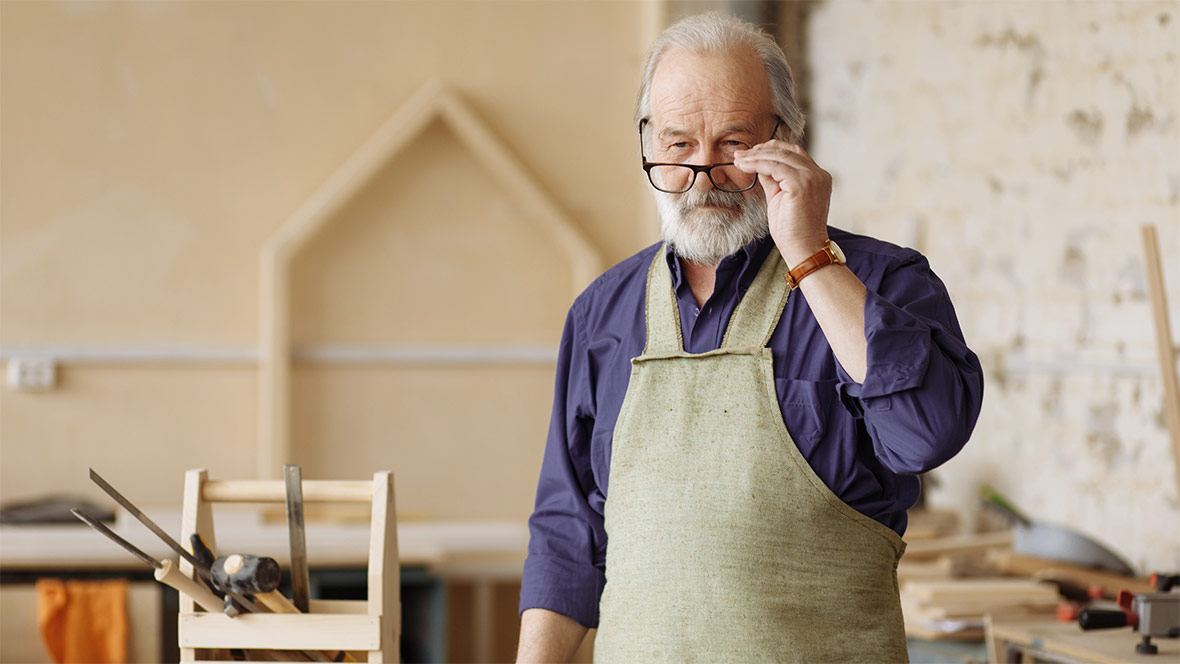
[
  {"xmin": 1078, "ymin": 609, "xmax": 1129, "ymax": 630},
  {"xmin": 154, "ymin": 559, "xmax": 222, "ymax": 613}
]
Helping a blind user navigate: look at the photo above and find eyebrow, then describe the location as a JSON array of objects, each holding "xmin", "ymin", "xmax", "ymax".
[{"xmin": 656, "ymin": 122, "xmax": 759, "ymax": 140}]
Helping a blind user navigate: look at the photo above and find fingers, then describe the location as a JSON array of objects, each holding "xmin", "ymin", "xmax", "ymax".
[
  {"xmin": 733, "ymin": 150, "xmax": 830, "ymax": 192},
  {"xmin": 732, "ymin": 157, "xmax": 802, "ymax": 188},
  {"xmin": 733, "ymin": 141, "xmax": 814, "ymax": 170},
  {"xmin": 739, "ymin": 139, "xmax": 816, "ymax": 163}
]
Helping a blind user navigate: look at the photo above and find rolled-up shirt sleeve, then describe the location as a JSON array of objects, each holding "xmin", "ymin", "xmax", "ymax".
[
  {"xmin": 519, "ymin": 301, "xmax": 607, "ymax": 628},
  {"xmin": 837, "ymin": 251, "xmax": 984, "ymax": 475}
]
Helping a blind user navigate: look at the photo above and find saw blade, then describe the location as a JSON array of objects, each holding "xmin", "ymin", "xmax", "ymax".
[{"xmin": 71, "ymin": 508, "xmax": 162, "ymax": 570}]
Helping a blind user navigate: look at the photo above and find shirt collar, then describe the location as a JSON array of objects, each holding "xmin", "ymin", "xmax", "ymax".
[{"xmin": 665, "ymin": 235, "xmax": 775, "ymax": 292}]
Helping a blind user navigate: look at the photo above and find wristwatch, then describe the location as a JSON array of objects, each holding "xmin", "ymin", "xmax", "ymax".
[{"xmin": 784, "ymin": 240, "xmax": 845, "ymax": 289}]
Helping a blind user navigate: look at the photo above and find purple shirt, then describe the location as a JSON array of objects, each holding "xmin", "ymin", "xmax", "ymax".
[{"xmin": 520, "ymin": 227, "xmax": 984, "ymax": 628}]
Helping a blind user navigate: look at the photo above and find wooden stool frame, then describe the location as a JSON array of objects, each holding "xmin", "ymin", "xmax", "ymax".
[{"xmin": 177, "ymin": 469, "xmax": 399, "ymax": 663}]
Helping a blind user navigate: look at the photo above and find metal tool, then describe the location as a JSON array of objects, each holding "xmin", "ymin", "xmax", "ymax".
[
  {"xmin": 1079, "ymin": 586, "xmax": 1180, "ymax": 655},
  {"xmin": 88, "ymin": 470, "xmax": 339, "ymax": 662},
  {"xmin": 192, "ymin": 537, "xmax": 333, "ymax": 663},
  {"xmin": 285, "ymin": 464, "xmax": 311, "ymax": 613},
  {"xmin": 88, "ymin": 468, "xmax": 262, "ymax": 615},
  {"xmin": 71, "ymin": 509, "xmax": 223, "ymax": 612},
  {"xmin": 212, "ymin": 553, "xmax": 282, "ymax": 596},
  {"xmin": 190, "ymin": 533, "xmax": 217, "ymax": 570},
  {"xmin": 980, "ymin": 485, "xmax": 1135, "ymax": 575}
]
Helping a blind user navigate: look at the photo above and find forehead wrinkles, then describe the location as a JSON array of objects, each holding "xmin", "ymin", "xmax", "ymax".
[
  {"xmin": 648, "ymin": 48, "xmax": 771, "ymax": 129},
  {"xmin": 652, "ymin": 88, "xmax": 763, "ymax": 127}
]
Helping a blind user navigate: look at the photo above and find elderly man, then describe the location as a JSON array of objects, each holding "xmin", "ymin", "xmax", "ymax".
[{"xmin": 517, "ymin": 12, "xmax": 982, "ymax": 663}]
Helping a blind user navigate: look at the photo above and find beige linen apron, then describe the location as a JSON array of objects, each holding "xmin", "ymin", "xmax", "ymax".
[{"xmin": 594, "ymin": 246, "xmax": 908, "ymax": 663}]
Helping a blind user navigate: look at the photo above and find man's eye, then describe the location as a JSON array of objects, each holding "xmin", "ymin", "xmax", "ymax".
[{"xmin": 671, "ymin": 142, "xmax": 690, "ymax": 149}]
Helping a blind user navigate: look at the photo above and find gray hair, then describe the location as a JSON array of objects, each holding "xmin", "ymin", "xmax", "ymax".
[{"xmin": 635, "ymin": 12, "xmax": 805, "ymax": 142}]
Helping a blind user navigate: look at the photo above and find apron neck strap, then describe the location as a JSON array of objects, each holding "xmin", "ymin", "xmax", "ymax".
[
  {"xmin": 721, "ymin": 246, "xmax": 789, "ymax": 349},
  {"xmin": 643, "ymin": 245, "xmax": 685, "ymax": 354},
  {"xmin": 643, "ymin": 243, "xmax": 789, "ymax": 354}
]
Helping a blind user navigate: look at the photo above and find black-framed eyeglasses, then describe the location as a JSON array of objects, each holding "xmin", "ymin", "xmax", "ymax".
[{"xmin": 638, "ymin": 117, "xmax": 781, "ymax": 194}]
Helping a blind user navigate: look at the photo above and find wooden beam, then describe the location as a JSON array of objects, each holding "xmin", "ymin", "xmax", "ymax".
[
  {"xmin": 178, "ymin": 613, "xmax": 380, "ymax": 650},
  {"xmin": 436, "ymin": 89, "xmax": 600, "ymax": 288},
  {"xmin": 1141, "ymin": 223, "xmax": 1180, "ymax": 500},
  {"xmin": 257, "ymin": 81, "xmax": 603, "ymax": 480},
  {"xmin": 201, "ymin": 479, "xmax": 373, "ymax": 504},
  {"xmin": 902, "ymin": 531, "xmax": 1013, "ymax": 558},
  {"xmin": 988, "ymin": 550, "xmax": 1156, "ymax": 596},
  {"xmin": 368, "ymin": 471, "xmax": 399, "ymax": 663}
]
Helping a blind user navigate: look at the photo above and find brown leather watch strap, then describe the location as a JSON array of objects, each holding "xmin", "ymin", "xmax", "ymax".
[{"xmin": 784, "ymin": 241, "xmax": 842, "ymax": 289}]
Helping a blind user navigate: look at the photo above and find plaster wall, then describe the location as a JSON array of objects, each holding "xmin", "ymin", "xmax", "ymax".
[{"xmin": 808, "ymin": 0, "xmax": 1180, "ymax": 572}]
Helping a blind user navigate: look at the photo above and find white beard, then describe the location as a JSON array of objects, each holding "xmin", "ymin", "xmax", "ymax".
[{"xmin": 655, "ymin": 186, "xmax": 769, "ymax": 266}]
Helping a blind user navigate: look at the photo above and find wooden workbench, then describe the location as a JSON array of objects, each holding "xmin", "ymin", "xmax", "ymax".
[{"xmin": 986, "ymin": 615, "xmax": 1178, "ymax": 663}]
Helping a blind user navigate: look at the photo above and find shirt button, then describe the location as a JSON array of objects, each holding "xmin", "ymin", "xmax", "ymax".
[{"xmin": 693, "ymin": 307, "xmax": 700, "ymax": 317}]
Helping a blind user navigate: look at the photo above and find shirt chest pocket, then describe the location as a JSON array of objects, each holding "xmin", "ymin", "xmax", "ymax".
[{"xmin": 773, "ymin": 378, "xmax": 839, "ymax": 456}]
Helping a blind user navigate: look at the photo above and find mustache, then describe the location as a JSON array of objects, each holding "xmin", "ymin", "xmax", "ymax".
[{"xmin": 677, "ymin": 188, "xmax": 747, "ymax": 213}]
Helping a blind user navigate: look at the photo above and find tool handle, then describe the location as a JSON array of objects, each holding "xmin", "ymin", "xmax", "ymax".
[
  {"xmin": 202, "ymin": 480, "xmax": 372, "ymax": 503},
  {"xmin": 1078, "ymin": 608, "xmax": 1129, "ymax": 630},
  {"xmin": 154, "ymin": 559, "xmax": 223, "ymax": 613},
  {"xmin": 978, "ymin": 484, "xmax": 1033, "ymax": 527},
  {"xmin": 248, "ymin": 592, "xmax": 358, "ymax": 662},
  {"xmin": 254, "ymin": 589, "xmax": 301, "ymax": 614},
  {"xmin": 1152, "ymin": 573, "xmax": 1180, "ymax": 592}
]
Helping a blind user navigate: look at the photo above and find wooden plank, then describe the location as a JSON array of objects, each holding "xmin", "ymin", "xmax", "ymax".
[
  {"xmin": 368, "ymin": 471, "xmax": 400, "ymax": 663},
  {"xmin": 983, "ymin": 614, "xmax": 1001, "ymax": 664},
  {"xmin": 896, "ymin": 556, "xmax": 954, "ymax": 584},
  {"xmin": 988, "ymin": 550, "xmax": 1156, "ymax": 595},
  {"xmin": 1141, "ymin": 223, "xmax": 1180, "ymax": 499},
  {"xmin": 192, "ymin": 660, "xmax": 309, "ymax": 664},
  {"xmin": 988, "ymin": 615, "xmax": 1178, "ymax": 663},
  {"xmin": 437, "ymin": 90, "xmax": 601, "ymax": 289},
  {"xmin": 179, "ymin": 613, "xmax": 380, "ymax": 650},
  {"xmin": 902, "ymin": 531, "xmax": 1013, "ymax": 558},
  {"xmin": 180, "ymin": 468, "xmax": 215, "ymax": 664},
  {"xmin": 903, "ymin": 597, "xmax": 1055, "ymax": 620},
  {"xmin": 902, "ymin": 611, "xmax": 985, "ymax": 642},
  {"xmin": 902, "ymin": 578, "xmax": 1059, "ymax": 603},
  {"xmin": 308, "ymin": 599, "xmax": 367, "ymax": 615},
  {"xmin": 202, "ymin": 480, "xmax": 373, "ymax": 503}
]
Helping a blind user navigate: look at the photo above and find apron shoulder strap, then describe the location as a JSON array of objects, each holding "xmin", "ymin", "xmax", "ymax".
[
  {"xmin": 722, "ymin": 247, "xmax": 790, "ymax": 349},
  {"xmin": 643, "ymin": 244, "xmax": 684, "ymax": 354}
]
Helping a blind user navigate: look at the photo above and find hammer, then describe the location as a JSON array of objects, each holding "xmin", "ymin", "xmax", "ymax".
[{"xmin": 210, "ymin": 552, "xmax": 301, "ymax": 614}]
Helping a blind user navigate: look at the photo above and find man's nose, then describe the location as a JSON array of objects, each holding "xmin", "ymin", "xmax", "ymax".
[
  {"xmin": 690, "ymin": 147, "xmax": 724, "ymax": 191},
  {"xmin": 688, "ymin": 168, "xmax": 715, "ymax": 192},
  {"xmin": 689, "ymin": 150, "xmax": 712, "ymax": 192}
]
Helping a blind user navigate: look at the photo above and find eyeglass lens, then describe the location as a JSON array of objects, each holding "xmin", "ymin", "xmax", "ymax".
[{"xmin": 648, "ymin": 164, "xmax": 756, "ymax": 193}]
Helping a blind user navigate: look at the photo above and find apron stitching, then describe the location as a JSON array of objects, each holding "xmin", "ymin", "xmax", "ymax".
[
  {"xmin": 644, "ymin": 243, "xmax": 684, "ymax": 355},
  {"xmin": 758, "ymin": 358, "xmax": 906, "ymax": 554}
]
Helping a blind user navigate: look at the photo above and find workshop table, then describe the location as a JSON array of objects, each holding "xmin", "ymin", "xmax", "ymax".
[{"xmin": 985, "ymin": 615, "xmax": 1178, "ymax": 663}]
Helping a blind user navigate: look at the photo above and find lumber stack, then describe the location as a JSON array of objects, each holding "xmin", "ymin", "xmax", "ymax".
[
  {"xmin": 901, "ymin": 579, "xmax": 1060, "ymax": 640},
  {"xmin": 987, "ymin": 550, "xmax": 1156, "ymax": 596}
]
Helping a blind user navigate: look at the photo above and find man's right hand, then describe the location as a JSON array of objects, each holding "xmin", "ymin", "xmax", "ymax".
[{"xmin": 516, "ymin": 608, "xmax": 588, "ymax": 663}]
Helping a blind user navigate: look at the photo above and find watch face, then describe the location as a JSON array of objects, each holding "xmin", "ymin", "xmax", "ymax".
[{"xmin": 829, "ymin": 240, "xmax": 846, "ymax": 264}]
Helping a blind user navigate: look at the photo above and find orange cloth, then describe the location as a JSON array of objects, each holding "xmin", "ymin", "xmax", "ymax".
[{"xmin": 36, "ymin": 578, "xmax": 128, "ymax": 664}]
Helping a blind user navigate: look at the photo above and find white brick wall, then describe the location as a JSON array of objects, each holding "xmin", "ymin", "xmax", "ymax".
[{"xmin": 809, "ymin": 0, "xmax": 1180, "ymax": 572}]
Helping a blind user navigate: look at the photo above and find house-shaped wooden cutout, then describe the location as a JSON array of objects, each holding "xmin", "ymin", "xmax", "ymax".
[{"xmin": 258, "ymin": 80, "xmax": 603, "ymax": 479}]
